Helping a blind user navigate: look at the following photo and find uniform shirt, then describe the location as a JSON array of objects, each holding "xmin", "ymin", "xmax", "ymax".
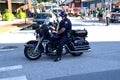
[{"xmin": 58, "ymin": 18, "xmax": 72, "ymax": 37}]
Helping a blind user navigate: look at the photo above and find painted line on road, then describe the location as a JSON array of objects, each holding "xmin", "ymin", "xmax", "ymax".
[
  {"xmin": 0, "ymin": 76, "xmax": 27, "ymax": 80},
  {"xmin": 0, "ymin": 49, "xmax": 14, "ymax": 51},
  {"xmin": 0, "ymin": 65, "xmax": 22, "ymax": 72}
]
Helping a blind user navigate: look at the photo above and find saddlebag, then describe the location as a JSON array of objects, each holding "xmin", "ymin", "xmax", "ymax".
[
  {"xmin": 72, "ymin": 29, "xmax": 88, "ymax": 37},
  {"xmin": 74, "ymin": 39, "xmax": 89, "ymax": 46}
]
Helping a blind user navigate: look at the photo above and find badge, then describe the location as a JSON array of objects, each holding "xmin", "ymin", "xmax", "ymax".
[{"xmin": 65, "ymin": 21, "xmax": 68, "ymax": 24}]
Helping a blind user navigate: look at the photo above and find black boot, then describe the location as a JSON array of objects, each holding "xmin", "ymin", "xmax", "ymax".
[
  {"xmin": 54, "ymin": 44, "xmax": 62, "ymax": 62},
  {"xmin": 54, "ymin": 56, "xmax": 61, "ymax": 62},
  {"xmin": 54, "ymin": 50, "xmax": 61, "ymax": 62}
]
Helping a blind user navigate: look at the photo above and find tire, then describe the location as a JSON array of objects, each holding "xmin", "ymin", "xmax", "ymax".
[
  {"xmin": 24, "ymin": 46, "xmax": 42, "ymax": 60},
  {"xmin": 70, "ymin": 52, "xmax": 83, "ymax": 56}
]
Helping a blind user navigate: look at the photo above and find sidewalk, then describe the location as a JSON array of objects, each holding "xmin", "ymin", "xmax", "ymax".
[{"xmin": 0, "ymin": 18, "xmax": 33, "ymax": 34}]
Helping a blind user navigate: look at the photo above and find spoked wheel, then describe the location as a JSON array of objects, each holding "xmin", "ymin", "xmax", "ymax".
[
  {"xmin": 24, "ymin": 46, "xmax": 42, "ymax": 60},
  {"xmin": 70, "ymin": 52, "xmax": 83, "ymax": 56}
]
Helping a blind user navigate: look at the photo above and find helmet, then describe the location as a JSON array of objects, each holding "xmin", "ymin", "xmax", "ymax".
[{"xmin": 59, "ymin": 10, "xmax": 67, "ymax": 17}]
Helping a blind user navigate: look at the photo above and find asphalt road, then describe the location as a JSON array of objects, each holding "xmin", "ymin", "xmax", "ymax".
[{"xmin": 0, "ymin": 17, "xmax": 120, "ymax": 80}]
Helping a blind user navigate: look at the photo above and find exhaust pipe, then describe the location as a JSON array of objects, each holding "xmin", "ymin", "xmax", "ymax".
[{"xmin": 65, "ymin": 45, "xmax": 91, "ymax": 53}]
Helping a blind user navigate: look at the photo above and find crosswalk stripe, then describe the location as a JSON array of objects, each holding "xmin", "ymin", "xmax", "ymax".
[
  {"xmin": 0, "ymin": 65, "xmax": 22, "ymax": 72},
  {"xmin": 0, "ymin": 76, "xmax": 27, "ymax": 80}
]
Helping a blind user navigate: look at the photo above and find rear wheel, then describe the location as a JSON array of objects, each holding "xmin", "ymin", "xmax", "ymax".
[
  {"xmin": 70, "ymin": 52, "xmax": 83, "ymax": 56},
  {"xmin": 24, "ymin": 46, "xmax": 42, "ymax": 60}
]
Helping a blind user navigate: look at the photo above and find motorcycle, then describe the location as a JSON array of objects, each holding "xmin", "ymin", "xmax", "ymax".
[{"xmin": 24, "ymin": 20, "xmax": 91, "ymax": 60}]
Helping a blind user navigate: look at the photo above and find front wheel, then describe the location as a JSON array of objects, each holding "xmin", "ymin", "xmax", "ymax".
[
  {"xmin": 24, "ymin": 46, "xmax": 42, "ymax": 60},
  {"xmin": 70, "ymin": 52, "xmax": 83, "ymax": 56}
]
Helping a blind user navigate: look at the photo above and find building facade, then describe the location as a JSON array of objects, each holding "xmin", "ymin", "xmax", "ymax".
[
  {"xmin": 70, "ymin": 0, "xmax": 81, "ymax": 8},
  {"xmin": 82, "ymin": 0, "xmax": 120, "ymax": 9},
  {"xmin": 0, "ymin": 0, "xmax": 32, "ymax": 14},
  {"xmin": 81, "ymin": 0, "xmax": 93, "ymax": 8},
  {"xmin": 61, "ymin": 0, "xmax": 81, "ymax": 8}
]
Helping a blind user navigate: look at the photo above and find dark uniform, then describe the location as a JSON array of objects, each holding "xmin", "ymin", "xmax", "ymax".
[
  {"xmin": 54, "ymin": 15, "xmax": 72, "ymax": 62},
  {"xmin": 58, "ymin": 18, "xmax": 72, "ymax": 37}
]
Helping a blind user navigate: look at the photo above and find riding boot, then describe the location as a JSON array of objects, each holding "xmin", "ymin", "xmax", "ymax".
[
  {"xmin": 54, "ymin": 56, "xmax": 61, "ymax": 62},
  {"xmin": 54, "ymin": 47, "xmax": 62, "ymax": 62}
]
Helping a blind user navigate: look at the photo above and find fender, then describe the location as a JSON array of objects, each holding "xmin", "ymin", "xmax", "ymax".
[
  {"xmin": 25, "ymin": 40, "xmax": 38, "ymax": 44},
  {"xmin": 24, "ymin": 40, "xmax": 44, "ymax": 53},
  {"xmin": 24, "ymin": 40, "xmax": 38, "ymax": 47}
]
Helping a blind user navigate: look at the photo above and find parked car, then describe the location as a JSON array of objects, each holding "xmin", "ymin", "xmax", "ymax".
[
  {"xmin": 110, "ymin": 8, "xmax": 120, "ymax": 22},
  {"xmin": 43, "ymin": 3, "xmax": 58, "ymax": 12},
  {"xmin": 52, "ymin": 7, "xmax": 63, "ymax": 17},
  {"xmin": 32, "ymin": 12, "xmax": 58, "ymax": 29},
  {"xmin": 33, "ymin": 12, "xmax": 57, "ymax": 24}
]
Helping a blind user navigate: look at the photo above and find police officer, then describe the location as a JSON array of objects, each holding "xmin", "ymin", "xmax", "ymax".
[{"xmin": 54, "ymin": 10, "xmax": 72, "ymax": 62}]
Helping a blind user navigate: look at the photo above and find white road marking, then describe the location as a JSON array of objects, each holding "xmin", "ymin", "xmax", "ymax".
[
  {"xmin": 0, "ymin": 65, "xmax": 22, "ymax": 72},
  {"xmin": 0, "ymin": 49, "xmax": 14, "ymax": 51},
  {"xmin": 0, "ymin": 76, "xmax": 27, "ymax": 80}
]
